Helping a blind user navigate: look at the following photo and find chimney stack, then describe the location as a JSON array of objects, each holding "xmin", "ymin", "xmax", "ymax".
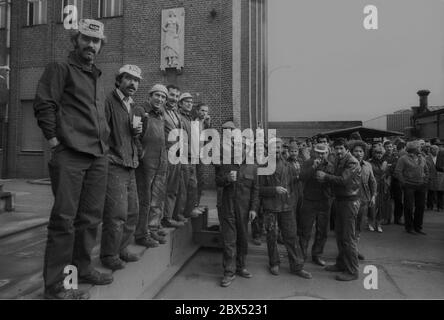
[{"xmin": 417, "ymin": 90, "xmax": 430, "ymax": 113}]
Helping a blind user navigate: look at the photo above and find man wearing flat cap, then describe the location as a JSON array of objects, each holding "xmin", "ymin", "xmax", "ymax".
[
  {"xmin": 34, "ymin": 19, "xmax": 112, "ymax": 299},
  {"xmin": 134, "ymin": 84, "xmax": 170, "ymax": 247},
  {"xmin": 175, "ymin": 92, "xmax": 202, "ymax": 220},
  {"xmin": 299, "ymin": 143, "xmax": 335, "ymax": 266},
  {"xmin": 99, "ymin": 65, "xmax": 144, "ymax": 271}
]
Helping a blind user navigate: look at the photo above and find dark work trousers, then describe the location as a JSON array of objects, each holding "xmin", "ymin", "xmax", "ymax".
[
  {"xmin": 196, "ymin": 163, "xmax": 205, "ymax": 206},
  {"xmin": 251, "ymin": 206, "xmax": 264, "ymax": 239},
  {"xmin": 218, "ymin": 207, "xmax": 249, "ymax": 276},
  {"xmin": 135, "ymin": 158, "xmax": 167, "ymax": 239},
  {"xmin": 174, "ymin": 163, "xmax": 198, "ymax": 218},
  {"xmin": 295, "ymin": 183, "xmax": 304, "ymax": 237},
  {"xmin": 264, "ymin": 210, "xmax": 305, "ymax": 272},
  {"xmin": 329, "ymin": 201, "xmax": 336, "ymax": 231},
  {"xmin": 356, "ymin": 200, "xmax": 369, "ymax": 239},
  {"xmin": 403, "ymin": 185, "xmax": 426, "ymax": 232},
  {"xmin": 44, "ymin": 146, "xmax": 108, "ymax": 290},
  {"xmin": 391, "ymin": 178, "xmax": 404, "ymax": 222},
  {"xmin": 100, "ymin": 164, "xmax": 138, "ymax": 259},
  {"xmin": 334, "ymin": 199, "xmax": 360, "ymax": 275},
  {"xmin": 164, "ymin": 162, "xmax": 181, "ymax": 220},
  {"xmin": 299, "ymin": 199, "xmax": 331, "ymax": 260},
  {"xmin": 427, "ymin": 190, "xmax": 444, "ymax": 210}
]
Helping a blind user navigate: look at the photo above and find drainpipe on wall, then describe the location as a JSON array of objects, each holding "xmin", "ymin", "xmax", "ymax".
[{"xmin": 1, "ymin": 0, "xmax": 11, "ymax": 178}]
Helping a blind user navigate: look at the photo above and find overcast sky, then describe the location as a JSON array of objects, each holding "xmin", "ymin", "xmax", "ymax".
[{"xmin": 268, "ymin": 0, "xmax": 444, "ymax": 122}]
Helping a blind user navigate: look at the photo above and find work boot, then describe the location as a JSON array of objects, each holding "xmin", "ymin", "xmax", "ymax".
[
  {"xmin": 292, "ymin": 269, "xmax": 312, "ymax": 279},
  {"xmin": 358, "ymin": 253, "xmax": 365, "ymax": 261},
  {"xmin": 79, "ymin": 269, "xmax": 113, "ymax": 285},
  {"xmin": 101, "ymin": 256, "xmax": 126, "ymax": 271},
  {"xmin": 220, "ymin": 274, "xmax": 236, "ymax": 287},
  {"xmin": 151, "ymin": 232, "xmax": 167, "ymax": 244},
  {"xmin": 335, "ymin": 273, "xmax": 359, "ymax": 281},
  {"xmin": 325, "ymin": 264, "xmax": 345, "ymax": 272},
  {"xmin": 236, "ymin": 268, "xmax": 253, "ymax": 278},
  {"xmin": 136, "ymin": 237, "xmax": 160, "ymax": 248},
  {"xmin": 44, "ymin": 284, "xmax": 90, "ymax": 300},
  {"xmin": 162, "ymin": 218, "xmax": 184, "ymax": 228},
  {"xmin": 120, "ymin": 249, "xmax": 140, "ymax": 262},
  {"xmin": 269, "ymin": 265, "xmax": 279, "ymax": 276},
  {"xmin": 312, "ymin": 256, "xmax": 326, "ymax": 267}
]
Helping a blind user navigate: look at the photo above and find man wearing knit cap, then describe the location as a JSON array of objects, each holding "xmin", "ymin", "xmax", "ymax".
[
  {"xmin": 134, "ymin": 84, "xmax": 169, "ymax": 247},
  {"xmin": 34, "ymin": 18, "xmax": 111, "ymax": 299},
  {"xmin": 99, "ymin": 65, "xmax": 143, "ymax": 271},
  {"xmin": 175, "ymin": 92, "xmax": 202, "ymax": 220},
  {"xmin": 395, "ymin": 140, "xmax": 429, "ymax": 235},
  {"xmin": 259, "ymin": 137, "xmax": 312, "ymax": 279}
]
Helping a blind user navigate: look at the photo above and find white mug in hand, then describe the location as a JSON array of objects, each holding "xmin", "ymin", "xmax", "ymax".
[{"xmin": 133, "ymin": 115, "xmax": 142, "ymax": 129}]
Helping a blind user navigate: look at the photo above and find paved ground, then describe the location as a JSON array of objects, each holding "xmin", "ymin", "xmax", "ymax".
[
  {"xmin": 153, "ymin": 211, "xmax": 444, "ymax": 300},
  {"xmin": 1, "ymin": 179, "xmax": 443, "ymax": 299}
]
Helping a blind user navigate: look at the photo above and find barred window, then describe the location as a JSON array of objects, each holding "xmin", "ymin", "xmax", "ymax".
[
  {"xmin": 27, "ymin": 0, "xmax": 47, "ymax": 26},
  {"xmin": 61, "ymin": 0, "xmax": 83, "ymax": 22},
  {"xmin": 98, "ymin": 0, "xmax": 123, "ymax": 18}
]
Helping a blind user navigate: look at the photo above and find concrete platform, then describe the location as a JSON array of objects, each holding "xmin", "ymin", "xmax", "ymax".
[{"xmin": 0, "ymin": 179, "xmax": 217, "ymax": 299}]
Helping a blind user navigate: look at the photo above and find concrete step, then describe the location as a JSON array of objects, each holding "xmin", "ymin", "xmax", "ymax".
[{"xmin": 17, "ymin": 219, "xmax": 200, "ymax": 299}]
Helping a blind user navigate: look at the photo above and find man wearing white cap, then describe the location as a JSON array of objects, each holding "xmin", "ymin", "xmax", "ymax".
[
  {"xmin": 175, "ymin": 92, "xmax": 202, "ymax": 220},
  {"xmin": 134, "ymin": 84, "xmax": 169, "ymax": 247},
  {"xmin": 34, "ymin": 18, "xmax": 111, "ymax": 299},
  {"xmin": 99, "ymin": 65, "xmax": 144, "ymax": 271}
]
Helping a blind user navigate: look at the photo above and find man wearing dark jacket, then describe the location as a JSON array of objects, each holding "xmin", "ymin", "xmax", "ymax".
[
  {"xmin": 135, "ymin": 84, "xmax": 169, "ymax": 247},
  {"xmin": 317, "ymin": 138, "xmax": 361, "ymax": 281},
  {"xmin": 216, "ymin": 140, "xmax": 259, "ymax": 287},
  {"xmin": 163, "ymin": 84, "xmax": 185, "ymax": 228},
  {"xmin": 99, "ymin": 65, "xmax": 143, "ymax": 271},
  {"xmin": 395, "ymin": 140, "xmax": 429, "ymax": 235},
  {"xmin": 299, "ymin": 143, "xmax": 334, "ymax": 266},
  {"xmin": 260, "ymin": 138, "xmax": 312, "ymax": 279},
  {"xmin": 175, "ymin": 93, "xmax": 202, "ymax": 219},
  {"xmin": 33, "ymin": 19, "xmax": 112, "ymax": 299}
]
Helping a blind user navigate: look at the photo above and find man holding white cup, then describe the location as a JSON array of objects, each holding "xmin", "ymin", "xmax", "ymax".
[{"xmin": 100, "ymin": 64, "xmax": 144, "ymax": 271}]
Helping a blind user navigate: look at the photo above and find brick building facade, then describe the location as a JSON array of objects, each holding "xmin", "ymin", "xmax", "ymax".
[{"xmin": 0, "ymin": 0, "xmax": 267, "ymax": 180}]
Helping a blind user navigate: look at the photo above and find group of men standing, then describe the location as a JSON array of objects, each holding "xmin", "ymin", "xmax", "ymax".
[{"xmin": 33, "ymin": 19, "xmax": 209, "ymax": 299}]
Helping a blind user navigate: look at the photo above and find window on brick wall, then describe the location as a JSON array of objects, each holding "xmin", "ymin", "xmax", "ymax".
[
  {"xmin": 0, "ymin": 1, "xmax": 6, "ymax": 29},
  {"xmin": 21, "ymin": 100, "xmax": 44, "ymax": 152},
  {"xmin": 98, "ymin": 0, "xmax": 123, "ymax": 18},
  {"xmin": 27, "ymin": 0, "xmax": 47, "ymax": 26},
  {"xmin": 61, "ymin": 0, "xmax": 83, "ymax": 22}
]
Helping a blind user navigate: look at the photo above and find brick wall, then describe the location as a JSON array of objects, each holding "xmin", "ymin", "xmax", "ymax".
[{"xmin": 2, "ymin": 0, "xmax": 266, "ymax": 184}]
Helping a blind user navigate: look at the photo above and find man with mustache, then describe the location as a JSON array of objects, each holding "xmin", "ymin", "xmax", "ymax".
[
  {"xmin": 34, "ymin": 19, "xmax": 112, "ymax": 299},
  {"xmin": 134, "ymin": 84, "xmax": 170, "ymax": 247},
  {"xmin": 316, "ymin": 138, "xmax": 361, "ymax": 281},
  {"xmin": 163, "ymin": 84, "xmax": 186, "ymax": 228},
  {"xmin": 99, "ymin": 65, "xmax": 144, "ymax": 271}
]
